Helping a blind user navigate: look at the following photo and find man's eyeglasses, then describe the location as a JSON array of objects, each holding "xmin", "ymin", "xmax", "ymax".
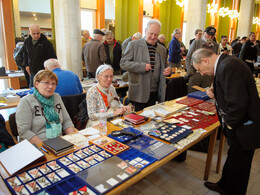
[{"xmin": 39, "ymin": 81, "xmax": 57, "ymax": 87}]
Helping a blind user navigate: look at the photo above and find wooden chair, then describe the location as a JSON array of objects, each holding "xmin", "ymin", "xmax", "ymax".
[
  {"xmin": 122, "ymin": 95, "xmax": 129, "ymax": 105},
  {"xmin": 8, "ymin": 113, "xmax": 19, "ymax": 143}
]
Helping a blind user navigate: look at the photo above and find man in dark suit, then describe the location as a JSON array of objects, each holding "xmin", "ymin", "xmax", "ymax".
[
  {"xmin": 192, "ymin": 48, "xmax": 260, "ymax": 195},
  {"xmin": 23, "ymin": 24, "xmax": 57, "ymax": 87}
]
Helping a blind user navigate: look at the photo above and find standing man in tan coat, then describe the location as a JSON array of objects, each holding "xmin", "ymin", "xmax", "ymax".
[{"xmin": 82, "ymin": 29, "xmax": 107, "ymax": 78}]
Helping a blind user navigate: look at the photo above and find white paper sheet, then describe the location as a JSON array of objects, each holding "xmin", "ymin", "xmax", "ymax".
[
  {"xmin": 78, "ymin": 127, "xmax": 99, "ymax": 136},
  {"xmin": 0, "ymin": 140, "xmax": 43, "ymax": 175},
  {"xmin": 62, "ymin": 133, "xmax": 89, "ymax": 146}
]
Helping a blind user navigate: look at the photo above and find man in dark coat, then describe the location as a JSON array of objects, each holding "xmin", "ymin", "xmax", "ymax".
[
  {"xmin": 232, "ymin": 36, "xmax": 247, "ymax": 57},
  {"xmin": 23, "ymin": 24, "xmax": 57, "ymax": 87},
  {"xmin": 103, "ymin": 31, "xmax": 122, "ymax": 75},
  {"xmin": 192, "ymin": 48, "xmax": 260, "ymax": 195},
  {"xmin": 239, "ymin": 32, "xmax": 258, "ymax": 73}
]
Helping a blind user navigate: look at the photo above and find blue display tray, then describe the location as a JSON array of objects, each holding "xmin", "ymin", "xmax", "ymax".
[
  {"xmin": 4, "ymin": 161, "xmax": 72, "ymax": 195},
  {"xmin": 117, "ymin": 148, "xmax": 156, "ymax": 170},
  {"xmin": 187, "ymin": 91, "xmax": 210, "ymax": 101},
  {"xmin": 77, "ymin": 156, "xmax": 140, "ymax": 195},
  {"xmin": 125, "ymin": 135, "xmax": 177, "ymax": 160},
  {"xmin": 107, "ymin": 127, "xmax": 143, "ymax": 143},
  {"xmin": 15, "ymin": 88, "xmax": 33, "ymax": 97},
  {"xmin": 4, "ymin": 145, "xmax": 112, "ymax": 195},
  {"xmin": 46, "ymin": 175, "xmax": 99, "ymax": 195},
  {"xmin": 149, "ymin": 124, "xmax": 193, "ymax": 143}
]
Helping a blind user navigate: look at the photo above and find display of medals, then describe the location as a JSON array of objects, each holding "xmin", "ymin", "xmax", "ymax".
[
  {"xmin": 191, "ymin": 101, "xmax": 217, "ymax": 114},
  {"xmin": 90, "ymin": 136, "xmax": 129, "ymax": 155},
  {"xmin": 149, "ymin": 124, "xmax": 192, "ymax": 143},
  {"xmin": 176, "ymin": 97, "xmax": 204, "ymax": 106}
]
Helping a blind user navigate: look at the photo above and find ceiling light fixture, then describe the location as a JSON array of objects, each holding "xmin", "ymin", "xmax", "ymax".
[
  {"xmin": 175, "ymin": 0, "xmax": 187, "ymax": 7},
  {"xmin": 219, "ymin": 7, "xmax": 229, "ymax": 17},
  {"xmin": 228, "ymin": 10, "xmax": 239, "ymax": 19},
  {"xmin": 158, "ymin": 0, "xmax": 166, "ymax": 4},
  {"xmin": 207, "ymin": 3, "xmax": 218, "ymax": 15}
]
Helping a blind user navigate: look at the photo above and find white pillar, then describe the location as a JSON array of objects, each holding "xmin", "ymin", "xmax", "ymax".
[
  {"xmin": 237, "ymin": 0, "xmax": 255, "ymax": 37},
  {"xmin": 185, "ymin": 0, "xmax": 207, "ymax": 48},
  {"xmin": 0, "ymin": 10, "xmax": 8, "ymax": 88},
  {"xmin": 53, "ymin": 0, "xmax": 82, "ymax": 79},
  {"xmin": 12, "ymin": 0, "xmax": 22, "ymax": 38}
]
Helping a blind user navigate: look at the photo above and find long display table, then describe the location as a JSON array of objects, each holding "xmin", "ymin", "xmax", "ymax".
[{"xmin": 0, "ymin": 99, "xmax": 222, "ymax": 194}]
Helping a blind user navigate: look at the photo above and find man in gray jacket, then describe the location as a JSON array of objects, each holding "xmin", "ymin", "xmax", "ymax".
[
  {"xmin": 186, "ymin": 26, "xmax": 219, "ymax": 93},
  {"xmin": 120, "ymin": 19, "xmax": 171, "ymax": 111},
  {"xmin": 82, "ymin": 29, "xmax": 107, "ymax": 78}
]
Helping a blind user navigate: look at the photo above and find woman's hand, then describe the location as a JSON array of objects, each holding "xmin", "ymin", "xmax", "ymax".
[
  {"xmin": 113, "ymin": 106, "xmax": 131, "ymax": 116},
  {"xmin": 122, "ymin": 106, "xmax": 132, "ymax": 112},
  {"xmin": 65, "ymin": 127, "xmax": 76, "ymax": 134},
  {"xmin": 30, "ymin": 135, "xmax": 43, "ymax": 145},
  {"xmin": 113, "ymin": 107, "xmax": 125, "ymax": 116}
]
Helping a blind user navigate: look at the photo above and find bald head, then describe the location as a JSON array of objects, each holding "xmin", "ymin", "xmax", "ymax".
[
  {"xmin": 82, "ymin": 30, "xmax": 90, "ymax": 40},
  {"xmin": 29, "ymin": 24, "xmax": 41, "ymax": 41},
  {"xmin": 158, "ymin": 34, "xmax": 166, "ymax": 44},
  {"xmin": 44, "ymin": 59, "xmax": 61, "ymax": 71},
  {"xmin": 132, "ymin": 32, "xmax": 142, "ymax": 40}
]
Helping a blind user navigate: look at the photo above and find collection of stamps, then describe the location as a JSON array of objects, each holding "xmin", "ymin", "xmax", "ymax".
[
  {"xmin": 5, "ymin": 145, "xmax": 112, "ymax": 195},
  {"xmin": 58, "ymin": 145, "xmax": 112, "ymax": 174},
  {"xmin": 77, "ymin": 156, "xmax": 140, "ymax": 194},
  {"xmin": 6, "ymin": 160, "xmax": 70, "ymax": 194}
]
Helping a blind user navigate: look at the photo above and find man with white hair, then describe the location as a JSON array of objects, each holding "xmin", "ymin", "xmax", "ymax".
[
  {"xmin": 44, "ymin": 59, "xmax": 83, "ymax": 96},
  {"xmin": 122, "ymin": 32, "xmax": 142, "ymax": 55},
  {"xmin": 192, "ymin": 48, "xmax": 260, "ymax": 195},
  {"xmin": 82, "ymin": 29, "xmax": 107, "ymax": 78},
  {"xmin": 120, "ymin": 19, "xmax": 171, "ymax": 111},
  {"xmin": 23, "ymin": 24, "xmax": 57, "ymax": 87}
]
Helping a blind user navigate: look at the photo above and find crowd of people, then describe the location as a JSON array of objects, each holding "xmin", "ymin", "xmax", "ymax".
[{"xmin": 5, "ymin": 18, "xmax": 260, "ymax": 195}]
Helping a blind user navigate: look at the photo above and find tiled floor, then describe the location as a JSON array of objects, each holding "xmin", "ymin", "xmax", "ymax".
[{"xmin": 120, "ymin": 140, "xmax": 260, "ymax": 195}]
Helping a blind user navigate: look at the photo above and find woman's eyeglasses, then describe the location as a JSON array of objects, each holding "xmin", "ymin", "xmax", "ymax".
[
  {"xmin": 39, "ymin": 81, "xmax": 57, "ymax": 87},
  {"xmin": 101, "ymin": 75, "xmax": 113, "ymax": 79}
]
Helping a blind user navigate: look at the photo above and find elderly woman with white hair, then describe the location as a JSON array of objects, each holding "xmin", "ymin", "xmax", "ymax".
[
  {"xmin": 168, "ymin": 28, "xmax": 185, "ymax": 68},
  {"xmin": 86, "ymin": 64, "xmax": 131, "ymax": 127}
]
